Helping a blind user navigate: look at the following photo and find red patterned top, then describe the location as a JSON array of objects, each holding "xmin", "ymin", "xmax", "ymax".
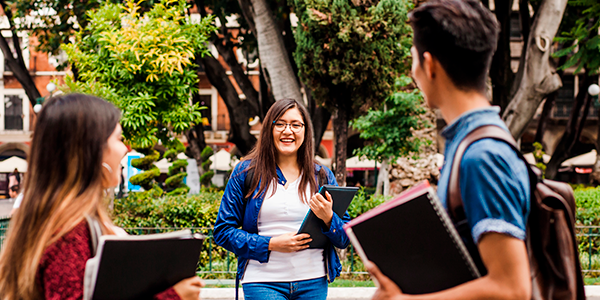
[{"xmin": 36, "ymin": 221, "xmax": 181, "ymax": 300}]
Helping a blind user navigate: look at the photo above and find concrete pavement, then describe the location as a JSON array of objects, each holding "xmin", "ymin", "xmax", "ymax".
[
  {"xmin": 0, "ymin": 198, "xmax": 14, "ymax": 217},
  {"xmin": 201, "ymin": 285, "xmax": 600, "ymax": 299}
]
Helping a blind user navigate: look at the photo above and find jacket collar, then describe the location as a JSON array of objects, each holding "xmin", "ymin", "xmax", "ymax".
[{"xmin": 274, "ymin": 163, "xmax": 324, "ymax": 186}]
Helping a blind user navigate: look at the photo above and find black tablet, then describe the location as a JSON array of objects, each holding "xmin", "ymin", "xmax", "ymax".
[{"xmin": 297, "ymin": 185, "xmax": 359, "ymax": 249}]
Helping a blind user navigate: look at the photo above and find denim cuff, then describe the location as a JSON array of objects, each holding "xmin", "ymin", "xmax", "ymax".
[{"xmin": 472, "ymin": 218, "xmax": 525, "ymax": 243}]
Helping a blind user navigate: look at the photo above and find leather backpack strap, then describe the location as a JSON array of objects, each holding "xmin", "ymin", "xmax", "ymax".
[{"xmin": 448, "ymin": 125, "xmax": 518, "ymax": 221}]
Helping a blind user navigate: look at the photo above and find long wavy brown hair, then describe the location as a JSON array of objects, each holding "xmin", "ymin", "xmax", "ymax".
[
  {"xmin": 243, "ymin": 99, "xmax": 319, "ymax": 203},
  {"xmin": 0, "ymin": 94, "xmax": 120, "ymax": 299}
]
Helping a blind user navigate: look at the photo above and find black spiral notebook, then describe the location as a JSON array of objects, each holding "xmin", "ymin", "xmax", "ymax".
[
  {"xmin": 84, "ymin": 230, "xmax": 204, "ymax": 300},
  {"xmin": 343, "ymin": 181, "xmax": 480, "ymax": 295}
]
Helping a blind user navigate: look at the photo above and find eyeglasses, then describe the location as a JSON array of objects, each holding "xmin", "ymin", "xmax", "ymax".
[{"xmin": 273, "ymin": 121, "xmax": 305, "ymax": 132}]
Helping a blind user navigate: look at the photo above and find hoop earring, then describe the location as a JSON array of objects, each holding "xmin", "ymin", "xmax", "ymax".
[{"xmin": 102, "ymin": 163, "xmax": 113, "ymax": 174}]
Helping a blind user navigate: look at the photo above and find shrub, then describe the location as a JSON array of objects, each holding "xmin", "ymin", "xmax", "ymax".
[
  {"xmin": 574, "ymin": 186, "xmax": 600, "ymax": 226},
  {"xmin": 347, "ymin": 187, "xmax": 390, "ymax": 219},
  {"xmin": 112, "ymin": 189, "xmax": 224, "ymax": 268}
]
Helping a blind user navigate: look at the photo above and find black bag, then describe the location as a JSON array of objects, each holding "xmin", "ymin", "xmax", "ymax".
[{"xmin": 447, "ymin": 125, "xmax": 585, "ymax": 300}]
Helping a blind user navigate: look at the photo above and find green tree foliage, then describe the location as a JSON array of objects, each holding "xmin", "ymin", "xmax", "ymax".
[
  {"xmin": 10, "ymin": 0, "xmax": 163, "ymax": 68},
  {"xmin": 533, "ymin": 142, "xmax": 547, "ymax": 177},
  {"xmin": 62, "ymin": 0, "xmax": 215, "ymax": 149},
  {"xmin": 129, "ymin": 148, "xmax": 161, "ymax": 191},
  {"xmin": 199, "ymin": 146, "xmax": 214, "ymax": 187},
  {"xmin": 350, "ymin": 76, "xmax": 428, "ymax": 162},
  {"xmin": 165, "ymin": 140, "xmax": 190, "ymax": 196},
  {"xmin": 293, "ymin": 0, "xmax": 413, "ymax": 113},
  {"xmin": 9, "ymin": 0, "xmax": 104, "ymax": 70},
  {"xmin": 554, "ymin": 1, "xmax": 600, "ymax": 75}
]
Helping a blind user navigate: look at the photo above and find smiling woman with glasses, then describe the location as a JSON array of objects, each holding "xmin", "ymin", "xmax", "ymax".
[{"xmin": 214, "ymin": 99, "xmax": 350, "ymax": 300}]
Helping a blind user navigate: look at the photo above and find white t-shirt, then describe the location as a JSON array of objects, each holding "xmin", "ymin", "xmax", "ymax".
[{"xmin": 241, "ymin": 176, "xmax": 325, "ymax": 284}]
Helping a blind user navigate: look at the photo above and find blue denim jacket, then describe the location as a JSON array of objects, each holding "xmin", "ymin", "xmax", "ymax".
[
  {"xmin": 437, "ymin": 107, "xmax": 530, "ymax": 244},
  {"xmin": 213, "ymin": 159, "xmax": 350, "ymax": 285}
]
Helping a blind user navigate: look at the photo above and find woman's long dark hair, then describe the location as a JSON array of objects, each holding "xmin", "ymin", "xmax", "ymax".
[
  {"xmin": 243, "ymin": 99, "xmax": 318, "ymax": 203},
  {"xmin": 0, "ymin": 94, "xmax": 121, "ymax": 299}
]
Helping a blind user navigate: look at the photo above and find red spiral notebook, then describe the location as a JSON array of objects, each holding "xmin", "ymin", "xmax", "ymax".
[{"xmin": 343, "ymin": 181, "xmax": 480, "ymax": 294}]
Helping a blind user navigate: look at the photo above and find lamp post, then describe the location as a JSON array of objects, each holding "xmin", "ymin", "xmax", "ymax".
[
  {"xmin": 590, "ymin": 83, "xmax": 600, "ymax": 99},
  {"xmin": 33, "ymin": 82, "xmax": 56, "ymax": 113}
]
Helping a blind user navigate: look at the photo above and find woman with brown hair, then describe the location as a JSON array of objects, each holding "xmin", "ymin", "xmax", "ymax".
[
  {"xmin": 0, "ymin": 94, "xmax": 203, "ymax": 300},
  {"xmin": 214, "ymin": 99, "xmax": 350, "ymax": 300}
]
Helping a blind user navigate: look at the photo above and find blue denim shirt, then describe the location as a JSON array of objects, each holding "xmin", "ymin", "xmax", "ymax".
[{"xmin": 437, "ymin": 107, "xmax": 530, "ymax": 243}]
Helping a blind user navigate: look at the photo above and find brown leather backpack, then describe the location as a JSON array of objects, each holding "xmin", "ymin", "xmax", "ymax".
[{"xmin": 447, "ymin": 125, "xmax": 585, "ymax": 300}]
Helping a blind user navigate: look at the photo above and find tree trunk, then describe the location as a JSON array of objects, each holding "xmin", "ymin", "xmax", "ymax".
[
  {"xmin": 0, "ymin": 0, "xmax": 41, "ymax": 109},
  {"xmin": 502, "ymin": 0, "xmax": 568, "ymax": 139},
  {"xmin": 375, "ymin": 158, "xmax": 390, "ymax": 196},
  {"xmin": 214, "ymin": 41, "xmax": 260, "ymax": 117},
  {"xmin": 520, "ymin": 0, "xmax": 531, "ymax": 43},
  {"xmin": 312, "ymin": 106, "xmax": 331, "ymax": 155},
  {"xmin": 333, "ymin": 106, "xmax": 348, "ymax": 186},
  {"xmin": 250, "ymin": 0, "xmax": 303, "ymax": 102},
  {"xmin": 490, "ymin": 0, "xmax": 515, "ymax": 111},
  {"xmin": 186, "ymin": 91, "xmax": 208, "ymax": 173},
  {"xmin": 592, "ymin": 96, "xmax": 600, "ymax": 184},
  {"xmin": 534, "ymin": 56, "xmax": 567, "ymax": 144},
  {"xmin": 259, "ymin": 65, "xmax": 275, "ymax": 118},
  {"xmin": 237, "ymin": 0, "xmax": 257, "ymax": 38},
  {"xmin": 545, "ymin": 73, "xmax": 594, "ymax": 179},
  {"xmin": 201, "ymin": 56, "xmax": 257, "ymax": 155},
  {"xmin": 533, "ymin": 92, "xmax": 556, "ymax": 144}
]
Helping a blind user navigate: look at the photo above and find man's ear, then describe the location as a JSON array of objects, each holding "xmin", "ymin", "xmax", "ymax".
[{"xmin": 422, "ymin": 52, "xmax": 436, "ymax": 80}]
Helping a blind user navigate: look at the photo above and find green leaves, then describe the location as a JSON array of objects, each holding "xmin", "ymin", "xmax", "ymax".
[
  {"xmin": 350, "ymin": 76, "xmax": 429, "ymax": 162},
  {"xmin": 293, "ymin": 0, "xmax": 413, "ymax": 115},
  {"xmin": 554, "ymin": 1, "xmax": 600, "ymax": 75},
  {"xmin": 63, "ymin": 0, "xmax": 215, "ymax": 147}
]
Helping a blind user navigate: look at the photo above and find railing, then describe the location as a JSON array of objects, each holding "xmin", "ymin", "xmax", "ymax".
[
  {"xmin": 577, "ymin": 226, "xmax": 600, "ymax": 274},
  {"xmin": 120, "ymin": 227, "xmax": 367, "ymax": 277},
  {"xmin": 0, "ymin": 221, "xmax": 596, "ymax": 277}
]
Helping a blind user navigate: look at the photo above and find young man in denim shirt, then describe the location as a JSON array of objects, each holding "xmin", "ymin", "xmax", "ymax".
[{"xmin": 367, "ymin": 1, "xmax": 531, "ymax": 299}]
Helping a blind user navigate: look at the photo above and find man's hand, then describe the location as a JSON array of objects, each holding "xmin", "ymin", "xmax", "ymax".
[
  {"xmin": 366, "ymin": 260, "xmax": 404, "ymax": 300},
  {"xmin": 310, "ymin": 191, "xmax": 333, "ymax": 228},
  {"xmin": 269, "ymin": 232, "xmax": 312, "ymax": 252}
]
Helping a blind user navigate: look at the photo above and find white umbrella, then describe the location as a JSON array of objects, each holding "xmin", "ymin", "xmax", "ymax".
[
  {"xmin": 315, "ymin": 156, "xmax": 332, "ymax": 168},
  {"xmin": 0, "ymin": 156, "xmax": 27, "ymax": 173},
  {"xmin": 346, "ymin": 156, "xmax": 378, "ymax": 170},
  {"xmin": 561, "ymin": 150, "xmax": 597, "ymax": 167},
  {"xmin": 523, "ymin": 153, "xmax": 551, "ymax": 165}
]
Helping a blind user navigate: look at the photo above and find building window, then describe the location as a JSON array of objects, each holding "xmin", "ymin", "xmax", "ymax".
[
  {"xmin": 4, "ymin": 95, "xmax": 22, "ymax": 130},
  {"xmin": 553, "ymin": 75, "xmax": 575, "ymax": 119},
  {"xmin": 510, "ymin": 12, "xmax": 522, "ymax": 39}
]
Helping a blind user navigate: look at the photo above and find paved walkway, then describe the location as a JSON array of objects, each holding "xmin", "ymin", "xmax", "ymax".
[
  {"xmin": 201, "ymin": 285, "xmax": 600, "ymax": 299},
  {"xmin": 0, "ymin": 198, "xmax": 14, "ymax": 217}
]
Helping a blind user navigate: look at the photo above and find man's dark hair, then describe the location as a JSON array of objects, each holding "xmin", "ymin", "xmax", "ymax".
[
  {"xmin": 409, "ymin": 0, "xmax": 499, "ymax": 93},
  {"xmin": 10, "ymin": 185, "xmax": 19, "ymax": 192}
]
